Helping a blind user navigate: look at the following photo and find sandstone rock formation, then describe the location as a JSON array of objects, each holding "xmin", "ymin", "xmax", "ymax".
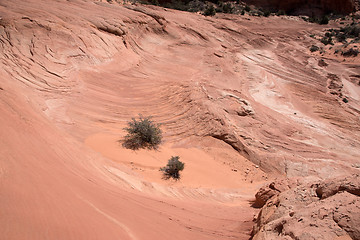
[
  {"xmin": 253, "ymin": 178, "xmax": 303, "ymax": 207},
  {"xmin": 0, "ymin": 0, "xmax": 360, "ymax": 239},
  {"xmin": 1, "ymin": 0, "xmax": 359, "ymax": 178},
  {"xmin": 252, "ymin": 175, "xmax": 360, "ymax": 240}
]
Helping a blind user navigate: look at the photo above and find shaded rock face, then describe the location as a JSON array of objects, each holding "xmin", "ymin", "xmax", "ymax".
[
  {"xmin": 244, "ymin": 0, "xmax": 357, "ymax": 15},
  {"xmin": 252, "ymin": 175, "xmax": 360, "ymax": 240}
]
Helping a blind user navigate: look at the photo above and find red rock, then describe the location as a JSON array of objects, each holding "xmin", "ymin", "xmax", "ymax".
[
  {"xmin": 252, "ymin": 175, "xmax": 360, "ymax": 240},
  {"xmin": 254, "ymin": 178, "xmax": 301, "ymax": 207},
  {"xmin": 0, "ymin": 0, "xmax": 360, "ymax": 239}
]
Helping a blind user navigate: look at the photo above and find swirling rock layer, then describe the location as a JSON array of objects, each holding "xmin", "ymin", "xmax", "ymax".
[{"xmin": 0, "ymin": 0, "xmax": 360, "ymax": 239}]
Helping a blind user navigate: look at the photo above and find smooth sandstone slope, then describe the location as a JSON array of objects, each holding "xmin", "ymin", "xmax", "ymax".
[{"xmin": 0, "ymin": 0, "xmax": 360, "ymax": 239}]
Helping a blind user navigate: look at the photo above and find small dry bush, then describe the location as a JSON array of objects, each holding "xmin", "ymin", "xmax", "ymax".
[
  {"xmin": 122, "ymin": 115, "xmax": 162, "ymax": 150},
  {"xmin": 160, "ymin": 156, "xmax": 185, "ymax": 180}
]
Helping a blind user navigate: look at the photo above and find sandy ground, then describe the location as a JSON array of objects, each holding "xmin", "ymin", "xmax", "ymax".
[{"xmin": 0, "ymin": 0, "xmax": 359, "ymax": 239}]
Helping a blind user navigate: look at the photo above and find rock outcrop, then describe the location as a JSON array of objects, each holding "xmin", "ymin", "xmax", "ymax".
[
  {"xmin": 253, "ymin": 178, "xmax": 303, "ymax": 208},
  {"xmin": 252, "ymin": 175, "xmax": 360, "ymax": 240}
]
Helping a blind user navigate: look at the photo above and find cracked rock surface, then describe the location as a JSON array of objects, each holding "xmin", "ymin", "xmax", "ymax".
[{"xmin": 252, "ymin": 175, "xmax": 360, "ymax": 240}]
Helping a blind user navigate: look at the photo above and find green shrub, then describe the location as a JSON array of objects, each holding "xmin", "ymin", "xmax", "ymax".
[
  {"xmin": 342, "ymin": 48, "xmax": 359, "ymax": 57},
  {"xmin": 306, "ymin": 15, "xmax": 329, "ymax": 25},
  {"xmin": 310, "ymin": 45, "xmax": 319, "ymax": 52},
  {"xmin": 263, "ymin": 10, "xmax": 271, "ymax": 17},
  {"xmin": 336, "ymin": 34, "xmax": 346, "ymax": 42},
  {"xmin": 221, "ymin": 3, "xmax": 234, "ymax": 14},
  {"xmin": 122, "ymin": 115, "xmax": 162, "ymax": 150},
  {"xmin": 187, "ymin": 0, "xmax": 206, "ymax": 12},
  {"xmin": 319, "ymin": 15, "xmax": 329, "ymax": 25},
  {"xmin": 320, "ymin": 36, "xmax": 333, "ymax": 45},
  {"xmin": 340, "ymin": 23, "xmax": 360, "ymax": 38},
  {"xmin": 203, "ymin": 5, "xmax": 216, "ymax": 16},
  {"xmin": 325, "ymin": 32, "xmax": 332, "ymax": 38},
  {"xmin": 163, "ymin": 0, "xmax": 189, "ymax": 11},
  {"xmin": 160, "ymin": 156, "xmax": 185, "ymax": 179}
]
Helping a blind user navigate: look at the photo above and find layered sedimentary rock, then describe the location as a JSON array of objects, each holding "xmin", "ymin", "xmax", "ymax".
[{"xmin": 0, "ymin": 0, "xmax": 360, "ymax": 239}]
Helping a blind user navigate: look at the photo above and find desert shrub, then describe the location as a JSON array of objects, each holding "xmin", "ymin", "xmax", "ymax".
[
  {"xmin": 340, "ymin": 23, "xmax": 360, "ymax": 39},
  {"xmin": 325, "ymin": 31, "xmax": 333, "ymax": 38},
  {"xmin": 276, "ymin": 10, "xmax": 285, "ymax": 16},
  {"xmin": 342, "ymin": 48, "xmax": 359, "ymax": 57},
  {"xmin": 163, "ymin": 0, "xmax": 189, "ymax": 11},
  {"xmin": 319, "ymin": 15, "xmax": 329, "ymax": 25},
  {"xmin": 145, "ymin": 0, "xmax": 159, "ymax": 5},
  {"xmin": 187, "ymin": 0, "xmax": 206, "ymax": 12},
  {"xmin": 307, "ymin": 17, "xmax": 315, "ymax": 23},
  {"xmin": 160, "ymin": 156, "xmax": 185, "ymax": 179},
  {"xmin": 263, "ymin": 10, "xmax": 271, "ymax": 17},
  {"xmin": 122, "ymin": 115, "xmax": 162, "ymax": 150},
  {"xmin": 221, "ymin": 3, "xmax": 234, "ymax": 14},
  {"xmin": 336, "ymin": 33, "xmax": 347, "ymax": 42},
  {"xmin": 310, "ymin": 45, "xmax": 319, "ymax": 52},
  {"xmin": 313, "ymin": 23, "xmax": 360, "ymax": 45},
  {"xmin": 301, "ymin": 16, "xmax": 309, "ymax": 21},
  {"xmin": 320, "ymin": 36, "xmax": 333, "ymax": 45},
  {"xmin": 244, "ymin": 5, "xmax": 250, "ymax": 12},
  {"xmin": 306, "ymin": 15, "xmax": 330, "ymax": 25},
  {"xmin": 203, "ymin": 4, "xmax": 216, "ymax": 16}
]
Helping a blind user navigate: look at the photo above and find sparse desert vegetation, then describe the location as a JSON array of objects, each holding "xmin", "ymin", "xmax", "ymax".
[
  {"xmin": 160, "ymin": 156, "xmax": 185, "ymax": 179},
  {"xmin": 122, "ymin": 115, "xmax": 162, "ymax": 150},
  {"xmin": 309, "ymin": 20, "xmax": 360, "ymax": 57},
  {"xmin": 310, "ymin": 45, "xmax": 320, "ymax": 52}
]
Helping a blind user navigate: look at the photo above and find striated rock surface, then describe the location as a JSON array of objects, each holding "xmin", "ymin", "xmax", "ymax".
[
  {"xmin": 252, "ymin": 175, "xmax": 360, "ymax": 240},
  {"xmin": 0, "ymin": 0, "xmax": 360, "ymax": 239},
  {"xmin": 1, "ymin": 0, "xmax": 359, "ymax": 178}
]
